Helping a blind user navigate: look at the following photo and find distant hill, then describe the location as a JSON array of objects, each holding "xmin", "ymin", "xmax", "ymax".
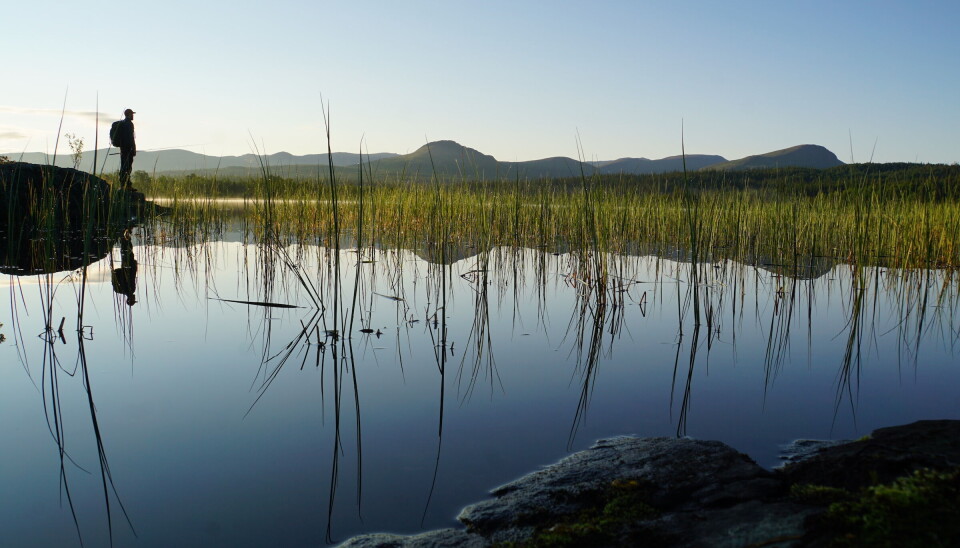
[
  {"xmin": 359, "ymin": 141, "xmax": 598, "ymax": 180},
  {"xmin": 701, "ymin": 145, "xmax": 843, "ymax": 171},
  {"xmin": 353, "ymin": 141, "xmax": 728, "ymax": 180},
  {"xmin": 370, "ymin": 140, "xmax": 503, "ymax": 179},
  {"xmin": 5, "ymin": 141, "xmax": 851, "ymax": 180},
  {"xmin": 6, "ymin": 149, "xmax": 398, "ymax": 174},
  {"xmin": 595, "ymin": 154, "xmax": 727, "ymax": 174}
]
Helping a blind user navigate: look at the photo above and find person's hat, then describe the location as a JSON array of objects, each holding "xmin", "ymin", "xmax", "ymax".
[{"xmin": 124, "ymin": 108, "xmax": 136, "ymax": 115}]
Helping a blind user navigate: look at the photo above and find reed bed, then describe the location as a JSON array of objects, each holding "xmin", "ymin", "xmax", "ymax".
[{"xmin": 140, "ymin": 172, "xmax": 960, "ymax": 274}]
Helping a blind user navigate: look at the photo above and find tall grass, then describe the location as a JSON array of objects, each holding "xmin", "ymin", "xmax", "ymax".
[{"xmin": 136, "ymin": 170, "xmax": 960, "ymax": 275}]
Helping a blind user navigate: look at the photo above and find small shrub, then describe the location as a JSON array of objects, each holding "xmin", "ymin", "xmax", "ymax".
[
  {"xmin": 65, "ymin": 132, "xmax": 84, "ymax": 169},
  {"xmin": 824, "ymin": 467, "xmax": 960, "ymax": 547}
]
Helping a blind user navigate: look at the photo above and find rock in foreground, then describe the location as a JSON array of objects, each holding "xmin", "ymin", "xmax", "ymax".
[{"xmin": 339, "ymin": 420, "xmax": 960, "ymax": 547}]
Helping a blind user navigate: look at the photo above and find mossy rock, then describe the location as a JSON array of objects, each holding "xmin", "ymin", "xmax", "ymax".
[
  {"xmin": 780, "ymin": 420, "xmax": 960, "ymax": 491},
  {"xmin": 800, "ymin": 467, "xmax": 960, "ymax": 547},
  {"xmin": 496, "ymin": 478, "xmax": 665, "ymax": 547}
]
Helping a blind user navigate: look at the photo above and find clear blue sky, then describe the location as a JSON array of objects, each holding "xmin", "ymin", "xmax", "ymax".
[{"xmin": 2, "ymin": 0, "xmax": 958, "ymax": 163}]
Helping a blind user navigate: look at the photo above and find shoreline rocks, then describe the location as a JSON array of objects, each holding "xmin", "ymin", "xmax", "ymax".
[
  {"xmin": 339, "ymin": 420, "xmax": 960, "ymax": 547},
  {"xmin": 0, "ymin": 162, "xmax": 159, "ymax": 274}
]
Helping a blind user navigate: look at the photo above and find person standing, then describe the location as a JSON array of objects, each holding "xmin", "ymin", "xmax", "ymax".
[{"xmin": 117, "ymin": 108, "xmax": 136, "ymax": 189}]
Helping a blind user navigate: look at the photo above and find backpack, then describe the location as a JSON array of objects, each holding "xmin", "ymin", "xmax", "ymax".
[{"xmin": 110, "ymin": 120, "xmax": 122, "ymax": 147}]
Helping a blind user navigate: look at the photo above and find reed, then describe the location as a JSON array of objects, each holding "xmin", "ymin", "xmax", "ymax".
[{"xmin": 133, "ymin": 171, "xmax": 959, "ymax": 277}]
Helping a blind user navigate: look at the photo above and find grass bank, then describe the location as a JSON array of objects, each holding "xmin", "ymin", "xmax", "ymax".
[{"xmin": 137, "ymin": 166, "xmax": 960, "ymax": 272}]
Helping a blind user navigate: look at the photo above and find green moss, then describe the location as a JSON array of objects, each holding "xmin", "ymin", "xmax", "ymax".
[
  {"xmin": 602, "ymin": 479, "xmax": 659, "ymax": 522},
  {"xmin": 498, "ymin": 478, "xmax": 662, "ymax": 547},
  {"xmin": 529, "ymin": 521, "xmax": 606, "ymax": 547},
  {"xmin": 790, "ymin": 483, "xmax": 854, "ymax": 506},
  {"xmin": 822, "ymin": 467, "xmax": 960, "ymax": 547}
]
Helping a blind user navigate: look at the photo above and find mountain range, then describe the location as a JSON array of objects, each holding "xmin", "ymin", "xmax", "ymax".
[{"xmin": 4, "ymin": 142, "xmax": 844, "ymax": 179}]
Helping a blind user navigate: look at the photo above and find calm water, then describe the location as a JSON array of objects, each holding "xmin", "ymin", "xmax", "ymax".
[{"xmin": 1, "ymin": 227, "xmax": 958, "ymax": 547}]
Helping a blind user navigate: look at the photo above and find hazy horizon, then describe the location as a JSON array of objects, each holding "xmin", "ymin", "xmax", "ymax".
[{"xmin": 2, "ymin": 1, "xmax": 958, "ymax": 164}]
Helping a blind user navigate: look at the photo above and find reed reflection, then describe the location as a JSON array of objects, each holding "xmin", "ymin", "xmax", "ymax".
[
  {"xmin": 420, "ymin": 252, "xmax": 451, "ymax": 527},
  {"xmin": 7, "ymin": 261, "xmax": 138, "ymax": 547},
  {"xmin": 240, "ymin": 233, "xmax": 370, "ymax": 543},
  {"xmin": 456, "ymin": 251, "xmax": 500, "ymax": 403},
  {"xmin": 130, "ymin": 207, "xmax": 960, "ymax": 541}
]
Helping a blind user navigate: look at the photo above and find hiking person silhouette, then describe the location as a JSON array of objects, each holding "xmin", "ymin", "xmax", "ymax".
[{"xmin": 116, "ymin": 108, "xmax": 136, "ymax": 190}]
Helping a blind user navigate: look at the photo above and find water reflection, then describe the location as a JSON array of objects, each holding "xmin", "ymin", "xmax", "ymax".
[
  {"xmin": 1, "ymin": 225, "xmax": 958, "ymax": 546},
  {"xmin": 0, "ymin": 228, "xmax": 113, "ymax": 276},
  {"xmin": 4, "ymin": 241, "xmax": 139, "ymax": 547},
  {"xmin": 110, "ymin": 228, "xmax": 138, "ymax": 307},
  {"xmin": 242, "ymin": 235, "xmax": 958, "ymax": 540}
]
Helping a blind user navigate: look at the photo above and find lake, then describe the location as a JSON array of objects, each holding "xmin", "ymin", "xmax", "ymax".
[{"xmin": 1, "ymin": 224, "xmax": 957, "ymax": 547}]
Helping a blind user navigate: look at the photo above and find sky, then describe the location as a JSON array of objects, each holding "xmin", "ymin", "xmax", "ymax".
[{"xmin": 2, "ymin": 0, "xmax": 958, "ymax": 164}]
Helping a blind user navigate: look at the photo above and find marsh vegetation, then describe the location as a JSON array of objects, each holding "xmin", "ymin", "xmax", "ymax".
[{"xmin": 1, "ymin": 154, "xmax": 958, "ymax": 546}]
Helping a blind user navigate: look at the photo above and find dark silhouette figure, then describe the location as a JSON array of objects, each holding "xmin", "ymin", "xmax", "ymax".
[
  {"xmin": 111, "ymin": 228, "xmax": 138, "ymax": 306},
  {"xmin": 117, "ymin": 108, "xmax": 136, "ymax": 189}
]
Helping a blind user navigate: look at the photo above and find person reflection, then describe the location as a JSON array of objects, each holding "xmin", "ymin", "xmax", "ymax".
[{"xmin": 111, "ymin": 227, "xmax": 138, "ymax": 306}]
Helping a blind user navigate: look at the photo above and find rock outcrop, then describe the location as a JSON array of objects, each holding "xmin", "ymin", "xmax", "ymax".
[
  {"xmin": 780, "ymin": 419, "xmax": 960, "ymax": 489},
  {"xmin": 339, "ymin": 420, "xmax": 960, "ymax": 547},
  {"xmin": 0, "ymin": 162, "xmax": 154, "ymax": 274}
]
